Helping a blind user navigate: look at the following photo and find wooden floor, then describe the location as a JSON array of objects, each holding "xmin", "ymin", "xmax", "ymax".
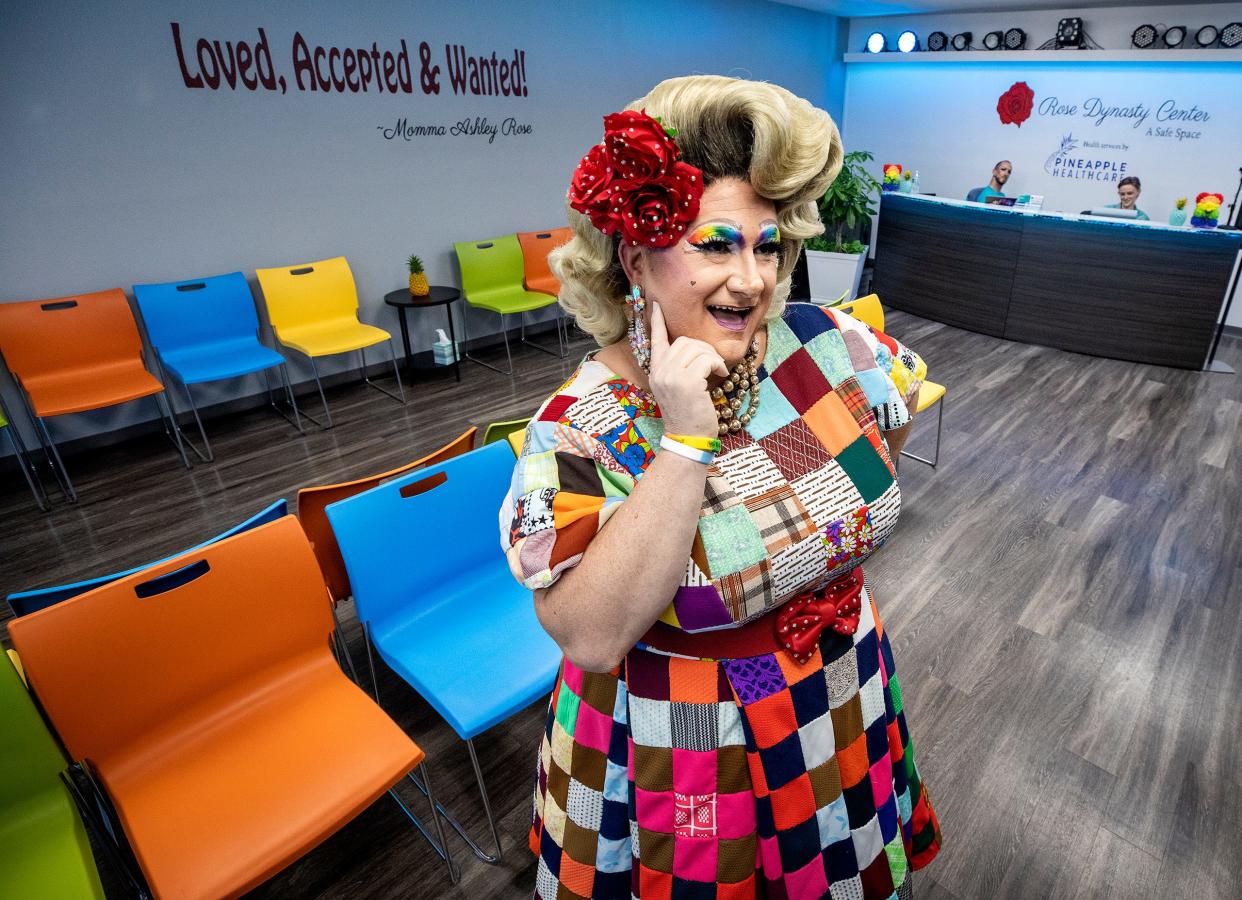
[{"xmin": 1, "ymin": 314, "xmax": 1239, "ymax": 899}]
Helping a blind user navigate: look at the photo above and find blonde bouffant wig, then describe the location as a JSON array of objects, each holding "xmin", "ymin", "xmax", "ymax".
[{"xmin": 551, "ymin": 75, "xmax": 843, "ymax": 347}]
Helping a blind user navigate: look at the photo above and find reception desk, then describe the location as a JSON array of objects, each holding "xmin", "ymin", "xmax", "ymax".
[{"xmin": 873, "ymin": 193, "xmax": 1242, "ymax": 369}]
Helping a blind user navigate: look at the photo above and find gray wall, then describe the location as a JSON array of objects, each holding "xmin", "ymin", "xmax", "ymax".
[{"xmin": 0, "ymin": 0, "xmax": 845, "ymax": 448}]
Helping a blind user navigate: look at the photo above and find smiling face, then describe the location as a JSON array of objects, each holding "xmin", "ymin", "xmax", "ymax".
[
  {"xmin": 1117, "ymin": 182, "xmax": 1140, "ymax": 209},
  {"xmin": 620, "ymin": 177, "xmax": 779, "ymax": 370}
]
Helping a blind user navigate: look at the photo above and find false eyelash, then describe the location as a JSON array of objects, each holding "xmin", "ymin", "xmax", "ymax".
[{"xmin": 691, "ymin": 239, "xmax": 735, "ymax": 253}]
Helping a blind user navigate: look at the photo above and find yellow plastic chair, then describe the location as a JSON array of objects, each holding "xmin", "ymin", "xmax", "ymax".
[
  {"xmin": 256, "ymin": 257, "xmax": 405, "ymax": 428},
  {"xmin": 834, "ymin": 294, "xmax": 946, "ymax": 468},
  {"xmin": 506, "ymin": 430, "xmax": 524, "ymax": 456}
]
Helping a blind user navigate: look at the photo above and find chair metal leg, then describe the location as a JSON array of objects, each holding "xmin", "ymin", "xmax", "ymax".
[
  {"xmin": 520, "ymin": 307, "xmax": 568, "ymax": 359},
  {"xmin": 363, "ymin": 622, "xmax": 382, "ymax": 705},
  {"xmin": 357, "ymin": 342, "xmax": 407, "ymax": 405},
  {"xmin": 32, "ymin": 410, "xmax": 77, "ymax": 503},
  {"xmin": 465, "ymin": 312, "xmax": 515, "ymax": 376},
  {"xmin": 177, "ymin": 381, "xmax": 214, "ymax": 463},
  {"xmin": 387, "ymin": 763, "xmax": 459, "ymax": 883},
  {"xmin": 402, "ymin": 739, "xmax": 503, "ymax": 864},
  {"xmin": 900, "ymin": 394, "xmax": 944, "ymax": 468},
  {"xmin": 467, "ymin": 738, "xmax": 505, "ymax": 861},
  {"xmin": 328, "ymin": 599, "xmax": 360, "ymax": 683},
  {"xmin": 3, "ymin": 419, "xmax": 49, "ymax": 511},
  {"xmin": 306, "ymin": 356, "xmax": 334, "ymax": 429},
  {"xmin": 153, "ymin": 393, "xmax": 192, "ymax": 470},
  {"xmin": 261, "ymin": 365, "xmax": 306, "ymax": 435},
  {"xmin": 61, "ymin": 764, "xmax": 153, "ymax": 899}
]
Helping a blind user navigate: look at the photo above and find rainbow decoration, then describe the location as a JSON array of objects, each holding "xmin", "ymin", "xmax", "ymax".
[
  {"xmin": 882, "ymin": 163, "xmax": 902, "ymax": 193},
  {"xmin": 1191, "ymin": 192, "xmax": 1223, "ymax": 229}
]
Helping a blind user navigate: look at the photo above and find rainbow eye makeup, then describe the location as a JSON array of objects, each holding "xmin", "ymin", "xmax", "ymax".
[
  {"xmin": 687, "ymin": 224, "xmax": 744, "ymax": 247},
  {"xmin": 758, "ymin": 224, "xmax": 780, "ymax": 245}
]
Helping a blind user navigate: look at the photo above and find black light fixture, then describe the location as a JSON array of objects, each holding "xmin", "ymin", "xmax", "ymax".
[
  {"xmin": 1131, "ymin": 24, "xmax": 1158, "ymax": 48},
  {"xmin": 983, "ymin": 31, "xmax": 1002, "ymax": 50},
  {"xmin": 1162, "ymin": 25, "xmax": 1187, "ymax": 48},
  {"xmin": 1056, "ymin": 17, "xmax": 1084, "ymax": 48},
  {"xmin": 1004, "ymin": 28, "xmax": 1027, "ymax": 50},
  {"xmin": 865, "ymin": 31, "xmax": 886, "ymax": 53},
  {"xmin": 897, "ymin": 30, "xmax": 919, "ymax": 53},
  {"xmin": 1222, "ymin": 22, "xmax": 1242, "ymax": 48},
  {"xmin": 951, "ymin": 31, "xmax": 972, "ymax": 51},
  {"xmin": 927, "ymin": 30, "xmax": 948, "ymax": 51},
  {"xmin": 1195, "ymin": 24, "xmax": 1219, "ymax": 47}
]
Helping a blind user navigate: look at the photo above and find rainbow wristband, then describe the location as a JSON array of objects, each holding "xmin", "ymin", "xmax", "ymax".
[
  {"xmin": 660, "ymin": 435, "xmax": 714, "ymax": 465},
  {"xmin": 664, "ymin": 433, "xmax": 722, "ymax": 454}
]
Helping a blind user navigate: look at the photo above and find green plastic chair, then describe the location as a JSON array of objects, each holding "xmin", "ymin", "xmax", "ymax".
[
  {"xmin": 0, "ymin": 653, "xmax": 106, "ymax": 899},
  {"xmin": 454, "ymin": 234, "xmax": 565, "ymax": 375},
  {"xmin": 1, "ymin": 398, "xmax": 48, "ymax": 511},
  {"xmin": 481, "ymin": 418, "xmax": 530, "ymax": 447}
]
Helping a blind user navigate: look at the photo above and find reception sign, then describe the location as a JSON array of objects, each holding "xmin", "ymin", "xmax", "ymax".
[{"xmin": 843, "ymin": 61, "xmax": 1242, "ymax": 223}]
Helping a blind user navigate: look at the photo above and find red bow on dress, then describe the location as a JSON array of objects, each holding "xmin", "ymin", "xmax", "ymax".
[{"xmin": 774, "ymin": 569, "xmax": 864, "ymax": 664}]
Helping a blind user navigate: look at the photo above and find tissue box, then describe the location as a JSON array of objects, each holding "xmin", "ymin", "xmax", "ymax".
[{"xmin": 432, "ymin": 338, "xmax": 458, "ymax": 366}]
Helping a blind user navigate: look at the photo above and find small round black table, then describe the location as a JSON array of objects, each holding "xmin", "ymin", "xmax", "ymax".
[{"xmin": 383, "ymin": 287, "xmax": 461, "ymax": 383}]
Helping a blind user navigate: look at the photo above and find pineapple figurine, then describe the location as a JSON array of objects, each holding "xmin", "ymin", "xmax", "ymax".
[{"xmin": 407, "ymin": 255, "xmax": 430, "ymax": 296}]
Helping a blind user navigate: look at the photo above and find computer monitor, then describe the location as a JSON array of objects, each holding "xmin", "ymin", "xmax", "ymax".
[
  {"xmin": 1086, "ymin": 206, "xmax": 1138, "ymax": 219},
  {"xmin": 984, "ymin": 195, "xmax": 1017, "ymax": 207}
]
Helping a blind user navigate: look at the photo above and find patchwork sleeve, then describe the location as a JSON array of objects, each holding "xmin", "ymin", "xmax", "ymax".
[
  {"xmin": 828, "ymin": 308, "xmax": 927, "ymax": 431},
  {"xmin": 499, "ymin": 417, "xmax": 635, "ymax": 590}
]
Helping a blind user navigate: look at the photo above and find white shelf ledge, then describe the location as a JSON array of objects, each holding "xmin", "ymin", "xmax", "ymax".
[{"xmin": 844, "ymin": 49, "xmax": 1242, "ymax": 64}]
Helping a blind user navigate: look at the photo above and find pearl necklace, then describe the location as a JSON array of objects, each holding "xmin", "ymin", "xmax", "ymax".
[{"xmin": 710, "ymin": 341, "xmax": 761, "ymax": 436}]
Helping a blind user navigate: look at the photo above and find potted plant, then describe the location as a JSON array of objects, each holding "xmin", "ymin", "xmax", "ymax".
[
  {"xmin": 1168, "ymin": 197, "xmax": 1188, "ymax": 227},
  {"xmin": 407, "ymin": 254, "xmax": 429, "ymax": 296},
  {"xmin": 899, "ymin": 169, "xmax": 915, "ymax": 194},
  {"xmin": 805, "ymin": 150, "xmax": 880, "ymax": 302}
]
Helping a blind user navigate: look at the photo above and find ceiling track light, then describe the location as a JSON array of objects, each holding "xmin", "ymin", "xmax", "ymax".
[
  {"xmin": 983, "ymin": 31, "xmax": 1002, "ymax": 51},
  {"xmin": 1131, "ymin": 24, "xmax": 1157, "ymax": 49},
  {"xmin": 1004, "ymin": 28, "xmax": 1027, "ymax": 50},
  {"xmin": 1221, "ymin": 22, "xmax": 1242, "ymax": 49},
  {"xmin": 1195, "ymin": 24, "xmax": 1219, "ymax": 47},
  {"xmin": 897, "ymin": 30, "xmax": 919, "ymax": 53},
  {"xmin": 1056, "ymin": 17, "xmax": 1084, "ymax": 49},
  {"xmin": 865, "ymin": 31, "xmax": 886, "ymax": 53},
  {"xmin": 927, "ymin": 31, "xmax": 948, "ymax": 51},
  {"xmin": 951, "ymin": 31, "xmax": 972, "ymax": 51},
  {"xmin": 1162, "ymin": 25, "xmax": 1186, "ymax": 48}
]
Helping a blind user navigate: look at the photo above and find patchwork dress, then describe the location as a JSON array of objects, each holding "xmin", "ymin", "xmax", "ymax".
[{"xmin": 501, "ymin": 303, "xmax": 941, "ymax": 899}]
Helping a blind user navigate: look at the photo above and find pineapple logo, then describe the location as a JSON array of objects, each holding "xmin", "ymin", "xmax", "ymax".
[{"xmin": 1045, "ymin": 133, "xmax": 1079, "ymax": 174}]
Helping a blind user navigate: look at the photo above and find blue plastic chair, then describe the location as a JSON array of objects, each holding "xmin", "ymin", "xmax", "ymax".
[
  {"xmin": 133, "ymin": 272, "xmax": 303, "ymax": 461},
  {"xmin": 326, "ymin": 440, "xmax": 560, "ymax": 863},
  {"xmin": 6, "ymin": 499, "xmax": 288, "ymax": 618}
]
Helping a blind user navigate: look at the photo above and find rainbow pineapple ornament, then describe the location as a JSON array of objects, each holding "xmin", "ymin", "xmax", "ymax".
[{"xmin": 1191, "ymin": 193, "xmax": 1223, "ymax": 229}]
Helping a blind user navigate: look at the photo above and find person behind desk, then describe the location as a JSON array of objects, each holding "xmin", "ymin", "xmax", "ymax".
[
  {"xmin": 1106, "ymin": 175, "xmax": 1149, "ymax": 220},
  {"xmin": 967, "ymin": 160, "xmax": 1012, "ymax": 202}
]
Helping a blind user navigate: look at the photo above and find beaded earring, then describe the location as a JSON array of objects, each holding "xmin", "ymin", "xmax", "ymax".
[{"xmin": 627, "ymin": 284, "xmax": 651, "ymax": 372}]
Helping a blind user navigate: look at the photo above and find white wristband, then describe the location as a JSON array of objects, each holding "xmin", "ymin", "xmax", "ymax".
[{"xmin": 660, "ymin": 435, "xmax": 713, "ymax": 465}]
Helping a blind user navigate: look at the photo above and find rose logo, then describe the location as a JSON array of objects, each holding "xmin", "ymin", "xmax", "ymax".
[{"xmin": 997, "ymin": 81, "xmax": 1034, "ymax": 127}]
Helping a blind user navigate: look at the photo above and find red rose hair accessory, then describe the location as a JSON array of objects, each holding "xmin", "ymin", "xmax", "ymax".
[{"xmin": 568, "ymin": 109, "xmax": 704, "ymax": 249}]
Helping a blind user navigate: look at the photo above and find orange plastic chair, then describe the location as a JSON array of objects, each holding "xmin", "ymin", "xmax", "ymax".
[
  {"xmin": 8, "ymin": 517, "xmax": 454, "ymax": 898},
  {"xmin": 0, "ymin": 289, "xmax": 189, "ymax": 503},
  {"xmin": 516, "ymin": 228, "xmax": 572, "ymax": 297},
  {"xmin": 297, "ymin": 427, "xmax": 477, "ymax": 602}
]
